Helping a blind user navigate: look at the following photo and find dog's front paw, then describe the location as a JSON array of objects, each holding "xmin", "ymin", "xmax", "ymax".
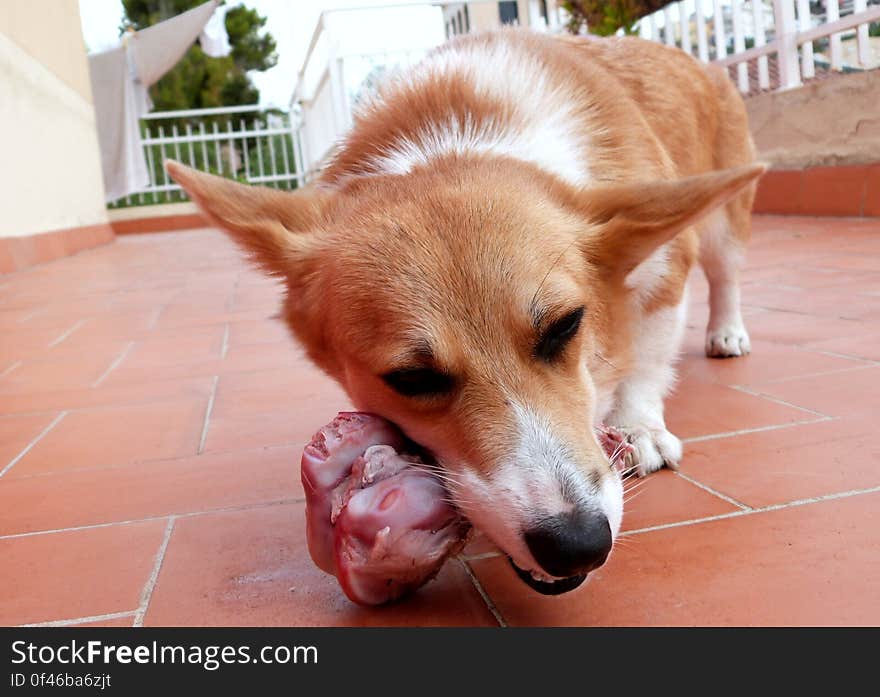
[
  {"xmin": 619, "ymin": 426, "xmax": 682, "ymax": 477},
  {"xmin": 705, "ymin": 323, "xmax": 751, "ymax": 358}
]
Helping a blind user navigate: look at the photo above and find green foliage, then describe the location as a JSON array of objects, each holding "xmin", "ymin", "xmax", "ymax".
[
  {"xmin": 120, "ymin": 0, "xmax": 276, "ymax": 111},
  {"xmin": 561, "ymin": 0, "xmax": 664, "ymax": 36}
]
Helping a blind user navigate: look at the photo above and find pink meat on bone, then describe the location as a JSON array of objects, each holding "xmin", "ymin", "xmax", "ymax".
[
  {"xmin": 301, "ymin": 412, "xmax": 470, "ymax": 605},
  {"xmin": 301, "ymin": 412, "xmax": 632, "ymax": 606}
]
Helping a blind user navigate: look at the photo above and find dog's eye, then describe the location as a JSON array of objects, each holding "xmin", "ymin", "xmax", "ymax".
[
  {"xmin": 534, "ymin": 306, "xmax": 585, "ymax": 363},
  {"xmin": 382, "ymin": 367, "xmax": 455, "ymax": 398}
]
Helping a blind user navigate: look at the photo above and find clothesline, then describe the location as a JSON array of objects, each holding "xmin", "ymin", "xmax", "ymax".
[{"xmin": 87, "ymin": 0, "xmax": 230, "ymax": 202}]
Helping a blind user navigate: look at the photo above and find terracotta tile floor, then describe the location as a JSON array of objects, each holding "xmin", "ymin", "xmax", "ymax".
[{"xmin": 1, "ymin": 215, "xmax": 878, "ymax": 627}]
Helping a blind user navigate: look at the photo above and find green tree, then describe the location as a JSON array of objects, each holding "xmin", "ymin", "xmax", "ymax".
[
  {"xmin": 120, "ymin": 0, "xmax": 277, "ymax": 110},
  {"xmin": 561, "ymin": 0, "xmax": 671, "ymax": 36}
]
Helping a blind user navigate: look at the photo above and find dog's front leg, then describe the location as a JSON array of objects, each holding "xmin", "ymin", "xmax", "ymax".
[{"xmin": 604, "ymin": 296, "xmax": 688, "ymax": 477}]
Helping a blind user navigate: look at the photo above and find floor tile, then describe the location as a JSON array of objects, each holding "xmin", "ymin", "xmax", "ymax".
[
  {"xmin": 0, "ymin": 520, "xmax": 167, "ymax": 626},
  {"xmin": 680, "ymin": 414, "xmax": 880, "ymax": 508},
  {"xmin": 665, "ymin": 379, "xmax": 818, "ymax": 440},
  {"xmin": 0, "ymin": 375, "xmax": 215, "ymax": 417},
  {"xmin": 0, "ymin": 412, "xmax": 60, "ymax": 469},
  {"xmin": 8, "ymin": 399, "xmax": 207, "ymax": 476},
  {"xmin": 226, "ymin": 319, "xmax": 291, "ymax": 347},
  {"xmin": 743, "ymin": 366, "xmax": 880, "ymax": 418},
  {"xmin": 470, "ymin": 491, "xmax": 880, "ymax": 626},
  {"xmin": 620, "ymin": 470, "xmax": 740, "ymax": 532},
  {"xmin": 0, "ymin": 350, "xmax": 119, "ymax": 394},
  {"xmin": 676, "ymin": 339, "xmax": 867, "ymax": 387},
  {"xmin": 805, "ymin": 330, "xmax": 880, "ymax": 362},
  {"xmin": 0, "ymin": 446, "xmax": 302, "ymax": 535},
  {"xmin": 742, "ymin": 310, "xmax": 867, "ymax": 345},
  {"xmin": 144, "ymin": 503, "xmax": 497, "ymax": 626}
]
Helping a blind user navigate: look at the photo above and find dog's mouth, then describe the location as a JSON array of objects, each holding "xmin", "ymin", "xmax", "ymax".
[{"xmin": 508, "ymin": 557, "xmax": 587, "ymax": 595}]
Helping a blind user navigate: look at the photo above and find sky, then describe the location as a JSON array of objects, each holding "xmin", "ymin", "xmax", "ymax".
[{"xmin": 77, "ymin": 0, "xmax": 445, "ymax": 108}]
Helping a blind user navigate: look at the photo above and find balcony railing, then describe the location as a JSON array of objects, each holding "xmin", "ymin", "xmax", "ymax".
[
  {"xmin": 109, "ymin": 104, "xmax": 303, "ymax": 207},
  {"xmin": 638, "ymin": 0, "xmax": 880, "ymax": 94}
]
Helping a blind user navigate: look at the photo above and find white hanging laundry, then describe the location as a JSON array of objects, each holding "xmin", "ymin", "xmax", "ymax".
[
  {"xmin": 88, "ymin": 0, "xmax": 222, "ymax": 202},
  {"xmin": 200, "ymin": 5, "xmax": 231, "ymax": 58}
]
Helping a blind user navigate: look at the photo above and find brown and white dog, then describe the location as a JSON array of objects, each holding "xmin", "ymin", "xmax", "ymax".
[{"xmin": 167, "ymin": 29, "xmax": 764, "ymax": 594}]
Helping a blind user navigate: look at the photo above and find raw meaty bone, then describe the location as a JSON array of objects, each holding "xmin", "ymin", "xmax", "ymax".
[
  {"xmin": 301, "ymin": 413, "xmax": 471, "ymax": 606},
  {"xmin": 301, "ymin": 412, "xmax": 633, "ymax": 606}
]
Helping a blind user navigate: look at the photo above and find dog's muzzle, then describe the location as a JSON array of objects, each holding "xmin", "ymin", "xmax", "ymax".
[
  {"xmin": 510, "ymin": 508, "xmax": 613, "ymax": 595},
  {"xmin": 508, "ymin": 558, "xmax": 588, "ymax": 595}
]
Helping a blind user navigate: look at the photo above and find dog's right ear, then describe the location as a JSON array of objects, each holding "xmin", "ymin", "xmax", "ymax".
[{"xmin": 165, "ymin": 160, "xmax": 329, "ymax": 280}]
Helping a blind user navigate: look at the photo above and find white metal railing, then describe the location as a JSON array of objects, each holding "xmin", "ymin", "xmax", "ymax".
[
  {"xmin": 638, "ymin": 0, "xmax": 880, "ymax": 94},
  {"xmin": 110, "ymin": 104, "xmax": 303, "ymax": 207}
]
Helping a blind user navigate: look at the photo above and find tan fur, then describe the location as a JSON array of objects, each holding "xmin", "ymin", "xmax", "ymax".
[{"xmin": 167, "ymin": 30, "xmax": 764, "ymax": 577}]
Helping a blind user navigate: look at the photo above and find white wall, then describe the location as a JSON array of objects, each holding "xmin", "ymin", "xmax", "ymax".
[{"xmin": 0, "ymin": 0, "xmax": 108, "ymax": 239}]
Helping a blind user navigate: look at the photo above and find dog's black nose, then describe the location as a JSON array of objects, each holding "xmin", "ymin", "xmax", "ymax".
[{"xmin": 524, "ymin": 509, "xmax": 612, "ymax": 579}]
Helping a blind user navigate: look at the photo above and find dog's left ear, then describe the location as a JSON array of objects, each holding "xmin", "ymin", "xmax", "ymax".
[
  {"xmin": 165, "ymin": 160, "xmax": 330, "ymax": 281},
  {"xmin": 577, "ymin": 163, "xmax": 766, "ymax": 279}
]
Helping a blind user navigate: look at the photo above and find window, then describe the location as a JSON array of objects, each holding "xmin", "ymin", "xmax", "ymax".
[{"xmin": 498, "ymin": 1, "xmax": 519, "ymax": 25}]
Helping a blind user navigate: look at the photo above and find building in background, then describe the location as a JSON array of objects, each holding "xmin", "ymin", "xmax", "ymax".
[{"xmin": 442, "ymin": 1, "xmax": 561, "ymax": 37}]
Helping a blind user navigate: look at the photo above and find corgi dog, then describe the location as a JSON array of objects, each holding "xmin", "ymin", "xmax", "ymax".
[{"xmin": 167, "ymin": 29, "xmax": 764, "ymax": 594}]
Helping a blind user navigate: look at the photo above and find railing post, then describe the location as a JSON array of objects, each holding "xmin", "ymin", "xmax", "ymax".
[
  {"xmin": 679, "ymin": 1, "xmax": 692, "ymax": 55},
  {"xmin": 731, "ymin": 0, "xmax": 749, "ymax": 93},
  {"xmin": 853, "ymin": 0, "xmax": 870, "ymax": 67},
  {"xmin": 796, "ymin": 0, "xmax": 815, "ymax": 79},
  {"xmin": 772, "ymin": 0, "xmax": 802, "ymax": 90},
  {"xmin": 713, "ymin": 0, "xmax": 727, "ymax": 59},
  {"xmin": 826, "ymin": 0, "xmax": 842, "ymax": 70},
  {"xmin": 751, "ymin": 0, "xmax": 770, "ymax": 90},
  {"xmin": 664, "ymin": 5, "xmax": 676, "ymax": 46},
  {"xmin": 695, "ymin": 0, "xmax": 709, "ymax": 62},
  {"xmin": 326, "ymin": 37, "xmax": 350, "ymax": 136}
]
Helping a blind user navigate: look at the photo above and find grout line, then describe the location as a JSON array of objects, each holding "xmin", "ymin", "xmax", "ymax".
[
  {"xmin": 742, "ymin": 303, "xmax": 862, "ymax": 322},
  {"xmin": 0, "ymin": 412, "xmax": 67, "ymax": 479},
  {"xmin": 147, "ymin": 306, "xmax": 164, "ymax": 331},
  {"xmin": 681, "ymin": 416, "xmax": 832, "ymax": 444},
  {"xmin": 731, "ymin": 384, "xmax": 831, "ymax": 417},
  {"xmin": 226, "ymin": 271, "xmax": 242, "ymax": 312},
  {"xmin": 754, "ymin": 363, "xmax": 877, "ymax": 385},
  {"xmin": 621, "ymin": 483, "xmax": 880, "ymax": 537},
  {"xmin": 21, "ymin": 610, "xmax": 137, "ymax": 628},
  {"xmin": 91, "ymin": 341, "xmax": 135, "ymax": 387},
  {"xmin": 457, "ymin": 557, "xmax": 507, "ymax": 627},
  {"xmin": 0, "ymin": 497, "xmax": 304, "ymax": 541},
  {"xmin": 4, "ymin": 441, "xmax": 301, "ymax": 482},
  {"xmin": 198, "ymin": 376, "xmax": 220, "ymax": 454},
  {"xmin": 673, "ymin": 471, "xmax": 752, "ymax": 511},
  {"xmin": 807, "ymin": 348, "xmax": 880, "ymax": 366},
  {"xmin": 220, "ymin": 324, "xmax": 230, "ymax": 359},
  {"xmin": 48, "ymin": 319, "xmax": 85, "ymax": 347},
  {"xmin": 18, "ymin": 307, "xmax": 48, "ymax": 323},
  {"xmin": 133, "ymin": 517, "xmax": 175, "ymax": 627},
  {"xmin": 0, "ymin": 360, "xmax": 22, "ymax": 378}
]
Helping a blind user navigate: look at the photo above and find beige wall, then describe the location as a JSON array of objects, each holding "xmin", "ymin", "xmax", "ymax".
[
  {"xmin": 0, "ymin": 0, "xmax": 108, "ymax": 239},
  {"xmin": 747, "ymin": 69, "xmax": 880, "ymax": 169},
  {"xmin": 0, "ymin": 0, "xmax": 94, "ymax": 101}
]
